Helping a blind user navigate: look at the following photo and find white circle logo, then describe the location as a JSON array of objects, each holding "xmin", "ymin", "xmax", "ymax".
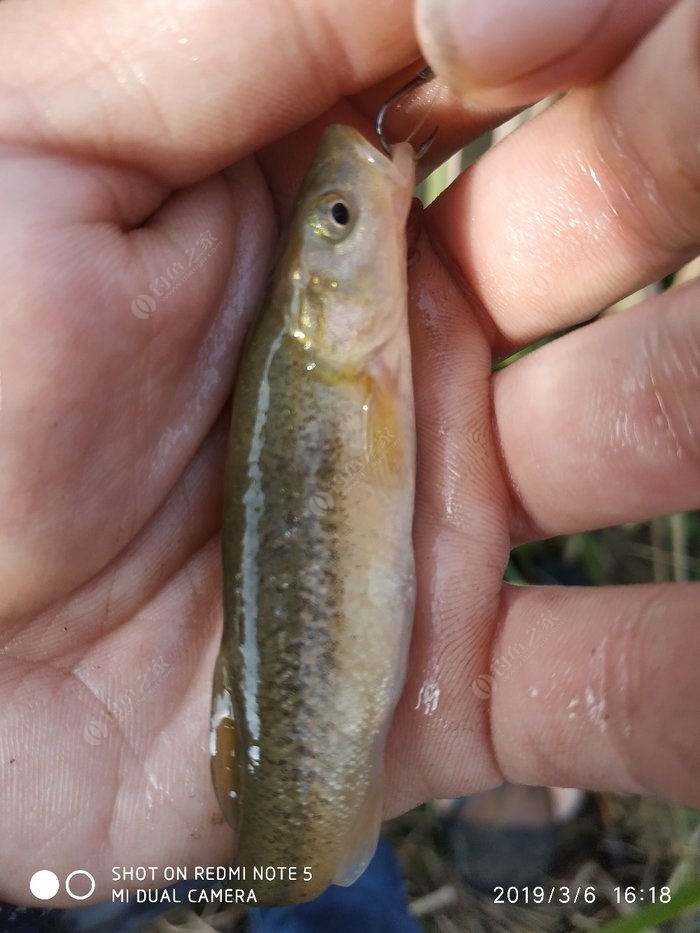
[
  {"xmin": 83, "ymin": 719, "xmax": 109, "ymax": 745},
  {"xmin": 472, "ymin": 674, "xmax": 497, "ymax": 700},
  {"xmin": 530, "ymin": 273, "xmax": 551, "ymax": 298},
  {"xmin": 29, "ymin": 869, "xmax": 60, "ymax": 900},
  {"xmin": 308, "ymin": 491, "xmax": 334, "ymax": 517},
  {"xmin": 131, "ymin": 294, "xmax": 157, "ymax": 319},
  {"xmin": 65, "ymin": 869, "xmax": 96, "ymax": 901}
]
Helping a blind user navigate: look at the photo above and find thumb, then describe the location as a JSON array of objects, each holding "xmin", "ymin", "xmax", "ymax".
[{"xmin": 415, "ymin": 0, "xmax": 674, "ymax": 105}]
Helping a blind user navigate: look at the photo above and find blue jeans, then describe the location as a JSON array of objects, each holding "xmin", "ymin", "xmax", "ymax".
[{"xmin": 248, "ymin": 837, "xmax": 421, "ymax": 933}]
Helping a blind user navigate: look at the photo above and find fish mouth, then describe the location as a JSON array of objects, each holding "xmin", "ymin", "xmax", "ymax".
[{"xmin": 315, "ymin": 124, "xmax": 416, "ymax": 197}]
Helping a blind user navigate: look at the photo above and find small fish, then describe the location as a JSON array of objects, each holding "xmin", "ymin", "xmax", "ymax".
[{"xmin": 210, "ymin": 124, "xmax": 416, "ymax": 905}]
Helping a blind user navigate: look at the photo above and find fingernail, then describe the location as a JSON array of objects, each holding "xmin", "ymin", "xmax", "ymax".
[{"xmin": 416, "ymin": 0, "xmax": 610, "ymax": 97}]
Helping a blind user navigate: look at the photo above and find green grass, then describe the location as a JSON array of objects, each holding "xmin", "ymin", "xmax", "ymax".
[{"xmin": 597, "ymin": 880, "xmax": 700, "ymax": 933}]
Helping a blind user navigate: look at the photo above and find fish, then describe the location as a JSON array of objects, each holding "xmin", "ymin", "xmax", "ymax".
[{"xmin": 210, "ymin": 123, "xmax": 417, "ymax": 906}]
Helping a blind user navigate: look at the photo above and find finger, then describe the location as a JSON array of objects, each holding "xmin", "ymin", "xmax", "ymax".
[
  {"xmin": 390, "ymin": 581, "xmax": 700, "ymax": 815},
  {"xmin": 494, "ymin": 281, "xmax": 700, "ymax": 543},
  {"xmin": 416, "ymin": 0, "xmax": 673, "ymax": 106},
  {"xmin": 674, "ymin": 255, "xmax": 700, "ymax": 287},
  {"xmin": 0, "ymin": 0, "xmax": 418, "ymax": 185},
  {"xmin": 426, "ymin": 0, "xmax": 700, "ymax": 348},
  {"xmin": 492, "ymin": 584, "xmax": 700, "ymax": 808},
  {"xmin": 385, "ymin": 210, "xmax": 510, "ymax": 814}
]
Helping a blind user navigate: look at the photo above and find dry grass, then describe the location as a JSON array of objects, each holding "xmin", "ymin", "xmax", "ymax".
[{"xmin": 384, "ymin": 794, "xmax": 700, "ymax": 932}]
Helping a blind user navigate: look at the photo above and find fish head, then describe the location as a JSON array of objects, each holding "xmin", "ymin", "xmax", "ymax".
[{"xmin": 283, "ymin": 124, "xmax": 415, "ymax": 373}]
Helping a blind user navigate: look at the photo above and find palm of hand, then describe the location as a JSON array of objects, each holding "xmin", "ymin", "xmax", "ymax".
[{"xmin": 1, "ymin": 146, "xmax": 279, "ymax": 898}]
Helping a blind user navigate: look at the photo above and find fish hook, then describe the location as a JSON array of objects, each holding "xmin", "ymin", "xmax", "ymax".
[{"xmin": 375, "ymin": 66, "xmax": 439, "ymax": 160}]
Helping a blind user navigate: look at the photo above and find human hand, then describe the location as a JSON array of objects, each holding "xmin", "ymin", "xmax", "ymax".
[
  {"xmin": 0, "ymin": 0, "xmax": 487, "ymax": 907},
  {"xmin": 0, "ymin": 0, "xmax": 697, "ymax": 909},
  {"xmin": 388, "ymin": 0, "xmax": 700, "ymax": 816}
]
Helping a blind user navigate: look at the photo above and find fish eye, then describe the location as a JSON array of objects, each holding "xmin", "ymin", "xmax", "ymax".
[
  {"xmin": 331, "ymin": 201, "xmax": 349, "ymax": 226},
  {"xmin": 309, "ymin": 193, "xmax": 355, "ymax": 241}
]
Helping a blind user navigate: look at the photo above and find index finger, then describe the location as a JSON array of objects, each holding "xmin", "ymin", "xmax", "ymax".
[
  {"xmin": 0, "ymin": 0, "xmax": 418, "ymax": 185},
  {"xmin": 416, "ymin": 0, "xmax": 673, "ymax": 106},
  {"xmin": 424, "ymin": 0, "xmax": 700, "ymax": 349}
]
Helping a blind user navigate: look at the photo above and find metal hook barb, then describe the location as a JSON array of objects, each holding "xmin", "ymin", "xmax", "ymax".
[{"xmin": 376, "ymin": 66, "xmax": 439, "ymax": 160}]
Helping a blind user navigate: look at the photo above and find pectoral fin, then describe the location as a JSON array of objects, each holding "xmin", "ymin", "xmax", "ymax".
[
  {"xmin": 362, "ymin": 370, "xmax": 402, "ymax": 485},
  {"xmin": 210, "ymin": 656, "xmax": 239, "ymax": 831}
]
